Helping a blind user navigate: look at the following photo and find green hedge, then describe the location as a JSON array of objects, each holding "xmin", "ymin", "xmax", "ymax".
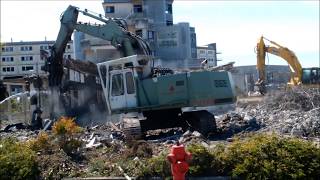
[
  {"xmin": 217, "ymin": 134, "xmax": 320, "ymax": 179},
  {"xmin": 138, "ymin": 134, "xmax": 320, "ymax": 179},
  {"xmin": 0, "ymin": 138, "xmax": 39, "ymax": 180}
]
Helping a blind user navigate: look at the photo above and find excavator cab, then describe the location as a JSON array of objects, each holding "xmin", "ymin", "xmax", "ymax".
[{"xmin": 302, "ymin": 67, "xmax": 320, "ymax": 85}]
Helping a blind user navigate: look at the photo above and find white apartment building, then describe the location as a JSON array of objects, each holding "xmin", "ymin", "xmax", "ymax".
[
  {"xmin": 0, "ymin": 40, "xmax": 74, "ymax": 80},
  {"xmin": 197, "ymin": 43, "xmax": 218, "ymax": 67},
  {"xmin": 0, "ymin": 40, "xmax": 74, "ymax": 95}
]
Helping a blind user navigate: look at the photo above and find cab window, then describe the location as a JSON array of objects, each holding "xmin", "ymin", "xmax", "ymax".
[
  {"xmin": 125, "ymin": 72, "xmax": 135, "ymax": 94},
  {"xmin": 111, "ymin": 74, "xmax": 124, "ymax": 96}
]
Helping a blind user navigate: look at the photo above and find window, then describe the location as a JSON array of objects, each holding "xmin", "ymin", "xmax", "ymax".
[
  {"xmin": 2, "ymin": 57, "xmax": 14, "ymax": 62},
  {"xmin": 3, "ymin": 67, "xmax": 15, "ymax": 72},
  {"xmin": 111, "ymin": 74, "xmax": 124, "ymax": 96},
  {"xmin": 2, "ymin": 47, "xmax": 13, "ymax": 52},
  {"xmin": 20, "ymin": 46, "xmax": 32, "ymax": 51},
  {"xmin": 20, "ymin": 56, "xmax": 33, "ymax": 61},
  {"xmin": 41, "ymin": 45, "xmax": 49, "ymax": 50},
  {"xmin": 125, "ymin": 72, "xmax": 135, "ymax": 94},
  {"xmin": 199, "ymin": 50, "xmax": 205, "ymax": 54},
  {"xmin": 68, "ymin": 55, "xmax": 72, "ymax": 59},
  {"xmin": 21, "ymin": 56, "xmax": 33, "ymax": 61},
  {"xmin": 106, "ymin": 6, "xmax": 115, "ymax": 13},
  {"xmin": 135, "ymin": 29, "xmax": 143, "ymax": 38},
  {"xmin": 22, "ymin": 66, "xmax": 33, "ymax": 71},
  {"xmin": 166, "ymin": 20, "xmax": 173, "ymax": 26},
  {"xmin": 67, "ymin": 44, "xmax": 71, "ymax": 49},
  {"xmin": 133, "ymin": 5, "xmax": 143, "ymax": 13},
  {"xmin": 166, "ymin": 4, "xmax": 172, "ymax": 14},
  {"xmin": 208, "ymin": 51, "xmax": 213, "ymax": 54},
  {"xmin": 148, "ymin": 31, "xmax": 154, "ymax": 39}
]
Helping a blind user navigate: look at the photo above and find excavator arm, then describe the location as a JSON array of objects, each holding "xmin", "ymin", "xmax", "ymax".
[
  {"xmin": 45, "ymin": 5, "xmax": 151, "ymax": 87},
  {"xmin": 256, "ymin": 36, "xmax": 303, "ymax": 90}
]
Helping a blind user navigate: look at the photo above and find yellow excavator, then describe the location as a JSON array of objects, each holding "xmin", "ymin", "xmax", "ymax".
[{"xmin": 255, "ymin": 36, "xmax": 320, "ymax": 94}]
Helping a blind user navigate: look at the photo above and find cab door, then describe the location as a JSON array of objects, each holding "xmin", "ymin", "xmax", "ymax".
[
  {"xmin": 109, "ymin": 70, "xmax": 137, "ymax": 111},
  {"xmin": 109, "ymin": 71, "xmax": 126, "ymax": 110},
  {"xmin": 124, "ymin": 70, "xmax": 137, "ymax": 108}
]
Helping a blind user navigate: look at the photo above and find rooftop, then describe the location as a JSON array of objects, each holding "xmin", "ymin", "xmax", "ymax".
[{"xmin": 2, "ymin": 40, "xmax": 73, "ymax": 46}]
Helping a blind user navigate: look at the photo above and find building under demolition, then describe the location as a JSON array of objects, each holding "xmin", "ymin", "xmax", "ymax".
[{"xmin": 74, "ymin": 0, "xmax": 199, "ymax": 69}]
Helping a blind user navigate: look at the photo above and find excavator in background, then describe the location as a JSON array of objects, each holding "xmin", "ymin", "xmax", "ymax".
[
  {"xmin": 43, "ymin": 5, "xmax": 236, "ymax": 138},
  {"xmin": 255, "ymin": 36, "xmax": 320, "ymax": 95}
]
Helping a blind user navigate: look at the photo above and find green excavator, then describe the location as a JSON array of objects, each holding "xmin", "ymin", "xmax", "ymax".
[{"xmin": 44, "ymin": 5, "xmax": 236, "ymax": 138}]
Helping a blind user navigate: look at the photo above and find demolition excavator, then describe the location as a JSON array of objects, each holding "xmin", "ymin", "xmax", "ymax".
[
  {"xmin": 44, "ymin": 5, "xmax": 236, "ymax": 138},
  {"xmin": 255, "ymin": 36, "xmax": 320, "ymax": 94}
]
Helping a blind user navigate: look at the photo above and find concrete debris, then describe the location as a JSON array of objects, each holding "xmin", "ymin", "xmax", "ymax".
[
  {"xmin": 216, "ymin": 113, "xmax": 261, "ymax": 138},
  {"xmin": 43, "ymin": 119, "xmax": 53, "ymax": 131},
  {"xmin": 234, "ymin": 87, "xmax": 320, "ymax": 138},
  {"xmin": 85, "ymin": 137, "xmax": 102, "ymax": 149},
  {"xmin": 0, "ymin": 123, "xmax": 28, "ymax": 132}
]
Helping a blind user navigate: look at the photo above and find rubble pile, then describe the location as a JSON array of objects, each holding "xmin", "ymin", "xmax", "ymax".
[
  {"xmin": 233, "ymin": 87, "xmax": 320, "ymax": 138},
  {"xmin": 216, "ymin": 113, "xmax": 261, "ymax": 138},
  {"xmin": 264, "ymin": 87, "xmax": 320, "ymax": 112}
]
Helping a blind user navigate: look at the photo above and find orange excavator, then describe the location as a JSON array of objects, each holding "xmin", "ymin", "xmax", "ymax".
[{"xmin": 255, "ymin": 36, "xmax": 320, "ymax": 94}]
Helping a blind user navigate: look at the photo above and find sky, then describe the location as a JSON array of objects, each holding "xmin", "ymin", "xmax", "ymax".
[{"xmin": 1, "ymin": 0, "xmax": 319, "ymax": 67}]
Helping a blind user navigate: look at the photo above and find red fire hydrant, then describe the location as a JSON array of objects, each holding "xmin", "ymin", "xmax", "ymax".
[{"xmin": 167, "ymin": 142, "xmax": 192, "ymax": 180}]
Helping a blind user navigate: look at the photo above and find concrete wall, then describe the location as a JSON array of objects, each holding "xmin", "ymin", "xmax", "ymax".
[
  {"xmin": 155, "ymin": 22, "xmax": 193, "ymax": 67},
  {"xmin": 144, "ymin": 0, "xmax": 167, "ymax": 26},
  {"xmin": 102, "ymin": 2, "xmax": 133, "ymax": 18}
]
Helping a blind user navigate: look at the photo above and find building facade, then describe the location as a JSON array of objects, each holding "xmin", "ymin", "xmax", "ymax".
[
  {"xmin": 155, "ymin": 22, "xmax": 197, "ymax": 68},
  {"xmin": 74, "ymin": 0, "xmax": 197, "ymax": 69},
  {"xmin": 0, "ymin": 40, "xmax": 74, "ymax": 95},
  {"xmin": 197, "ymin": 43, "xmax": 218, "ymax": 67}
]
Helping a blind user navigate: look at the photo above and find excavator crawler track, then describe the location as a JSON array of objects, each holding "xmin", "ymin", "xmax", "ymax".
[
  {"xmin": 122, "ymin": 117, "xmax": 143, "ymax": 139},
  {"xmin": 184, "ymin": 110, "xmax": 217, "ymax": 136}
]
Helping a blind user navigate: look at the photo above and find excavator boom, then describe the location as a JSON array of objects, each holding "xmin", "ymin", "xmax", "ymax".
[
  {"xmin": 256, "ymin": 36, "xmax": 304, "ymax": 94},
  {"xmin": 255, "ymin": 36, "xmax": 319, "ymax": 94},
  {"xmin": 44, "ymin": 5, "xmax": 151, "ymax": 87}
]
